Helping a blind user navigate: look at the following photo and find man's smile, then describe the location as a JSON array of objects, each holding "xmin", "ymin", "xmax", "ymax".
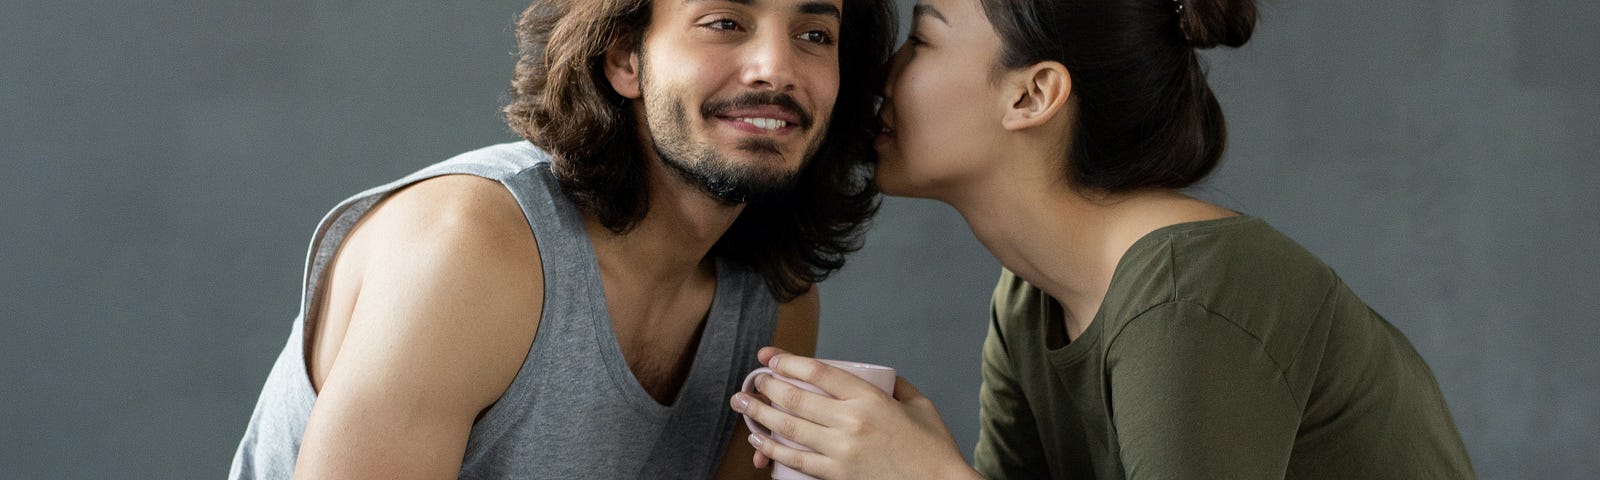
[{"xmin": 703, "ymin": 93, "xmax": 813, "ymax": 138}]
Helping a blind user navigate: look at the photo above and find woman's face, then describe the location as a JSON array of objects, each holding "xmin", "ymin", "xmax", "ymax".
[{"xmin": 874, "ymin": 0, "xmax": 1008, "ymax": 199}]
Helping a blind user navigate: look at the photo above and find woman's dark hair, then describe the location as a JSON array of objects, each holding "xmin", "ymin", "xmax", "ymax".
[
  {"xmin": 977, "ymin": 0, "xmax": 1258, "ymax": 191},
  {"xmin": 503, "ymin": 0, "xmax": 897, "ymax": 301}
]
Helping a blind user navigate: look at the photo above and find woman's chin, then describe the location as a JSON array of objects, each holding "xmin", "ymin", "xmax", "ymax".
[
  {"xmin": 872, "ymin": 162, "xmax": 920, "ymax": 198},
  {"xmin": 872, "ymin": 145, "xmax": 940, "ymax": 198},
  {"xmin": 871, "ymin": 161, "xmax": 906, "ymax": 196}
]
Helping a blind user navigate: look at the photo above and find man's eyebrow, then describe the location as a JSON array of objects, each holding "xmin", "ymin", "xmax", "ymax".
[
  {"xmin": 798, "ymin": 1, "xmax": 842, "ymax": 20},
  {"xmin": 913, "ymin": 4, "xmax": 947, "ymax": 24},
  {"xmin": 683, "ymin": 0, "xmax": 841, "ymax": 20},
  {"xmin": 685, "ymin": 0, "xmax": 752, "ymax": 6}
]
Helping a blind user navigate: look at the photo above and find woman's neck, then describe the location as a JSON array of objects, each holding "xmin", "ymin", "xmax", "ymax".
[{"xmin": 946, "ymin": 168, "xmax": 1233, "ymax": 340}]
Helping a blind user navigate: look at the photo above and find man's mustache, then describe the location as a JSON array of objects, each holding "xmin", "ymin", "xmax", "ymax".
[{"xmin": 701, "ymin": 92, "xmax": 815, "ymax": 130}]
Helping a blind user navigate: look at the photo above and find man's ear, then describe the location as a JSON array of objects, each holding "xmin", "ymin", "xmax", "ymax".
[
  {"xmin": 604, "ymin": 37, "xmax": 643, "ymax": 100},
  {"xmin": 1000, "ymin": 61, "xmax": 1072, "ymax": 131}
]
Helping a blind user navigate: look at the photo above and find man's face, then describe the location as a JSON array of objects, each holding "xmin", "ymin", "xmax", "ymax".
[{"xmin": 619, "ymin": 0, "xmax": 844, "ymax": 203}]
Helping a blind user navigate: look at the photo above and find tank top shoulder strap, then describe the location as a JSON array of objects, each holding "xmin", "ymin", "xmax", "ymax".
[{"xmin": 293, "ymin": 141, "xmax": 561, "ymax": 328}]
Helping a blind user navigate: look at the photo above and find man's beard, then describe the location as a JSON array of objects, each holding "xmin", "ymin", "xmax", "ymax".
[{"xmin": 638, "ymin": 59, "xmax": 829, "ymax": 204}]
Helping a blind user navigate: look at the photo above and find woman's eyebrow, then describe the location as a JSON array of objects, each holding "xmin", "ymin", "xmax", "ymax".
[{"xmin": 913, "ymin": 4, "xmax": 947, "ymax": 25}]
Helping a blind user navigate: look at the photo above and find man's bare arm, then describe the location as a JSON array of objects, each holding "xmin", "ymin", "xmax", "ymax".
[{"xmin": 294, "ymin": 176, "xmax": 544, "ymax": 479}]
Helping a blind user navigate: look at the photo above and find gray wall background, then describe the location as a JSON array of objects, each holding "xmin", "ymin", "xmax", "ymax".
[{"xmin": 2, "ymin": 0, "xmax": 1596, "ymax": 478}]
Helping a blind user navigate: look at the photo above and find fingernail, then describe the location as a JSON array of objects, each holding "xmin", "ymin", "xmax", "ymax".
[
  {"xmin": 768, "ymin": 355, "xmax": 782, "ymax": 369},
  {"xmin": 754, "ymin": 374, "xmax": 767, "ymax": 389},
  {"xmin": 733, "ymin": 394, "xmax": 749, "ymax": 412},
  {"xmin": 748, "ymin": 433, "xmax": 763, "ymax": 449}
]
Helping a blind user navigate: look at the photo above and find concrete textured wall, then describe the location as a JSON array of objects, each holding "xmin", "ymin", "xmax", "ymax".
[{"xmin": 2, "ymin": 0, "xmax": 1594, "ymax": 477}]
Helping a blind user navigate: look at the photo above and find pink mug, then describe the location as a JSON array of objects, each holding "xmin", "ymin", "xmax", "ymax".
[{"xmin": 740, "ymin": 359, "xmax": 897, "ymax": 480}]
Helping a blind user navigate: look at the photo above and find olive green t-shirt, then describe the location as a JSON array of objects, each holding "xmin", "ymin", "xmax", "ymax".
[{"xmin": 974, "ymin": 215, "xmax": 1475, "ymax": 479}]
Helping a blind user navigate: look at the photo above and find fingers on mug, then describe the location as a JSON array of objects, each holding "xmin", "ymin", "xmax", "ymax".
[{"xmin": 739, "ymin": 360, "xmax": 897, "ymax": 449}]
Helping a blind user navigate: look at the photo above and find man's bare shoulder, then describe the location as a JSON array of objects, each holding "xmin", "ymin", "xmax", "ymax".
[
  {"xmin": 296, "ymin": 174, "xmax": 547, "ymax": 476},
  {"xmin": 336, "ymin": 171, "xmax": 544, "ymax": 382},
  {"xmin": 347, "ymin": 173, "xmax": 546, "ymax": 372},
  {"xmin": 346, "ymin": 173, "xmax": 545, "ymax": 343},
  {"xmin": 362, "ymin": 174, "xmax": 537, "ymax": 249}
]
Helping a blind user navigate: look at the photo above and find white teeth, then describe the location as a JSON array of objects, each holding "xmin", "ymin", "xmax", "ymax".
[{"xmin": 737, "ymin": 117, "xmax": 788, "ymax": 131}]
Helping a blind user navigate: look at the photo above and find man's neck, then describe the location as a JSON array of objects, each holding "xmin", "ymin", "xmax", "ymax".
[
  {"xmin": 580, "ymin": 153, "xmax": 748, "ymax": 405},
  {"xmin": 583, "ymin": 154, "xmax": 746, "ymax": 303}
]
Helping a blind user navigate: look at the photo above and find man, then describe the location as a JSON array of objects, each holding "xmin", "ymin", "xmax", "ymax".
[{"xmin": 229, "ymin": 0, "xmax": 894, "ymax": 476}]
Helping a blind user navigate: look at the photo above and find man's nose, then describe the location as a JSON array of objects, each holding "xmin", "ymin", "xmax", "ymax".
[{"xmin": 740, "ymin": 30, "xmax": 800, "ymax": 92}]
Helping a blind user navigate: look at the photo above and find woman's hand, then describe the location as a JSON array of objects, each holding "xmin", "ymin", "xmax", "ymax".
[{"xmin": 730, "ymin": 347, "xmax": 980, "ymax": 480}]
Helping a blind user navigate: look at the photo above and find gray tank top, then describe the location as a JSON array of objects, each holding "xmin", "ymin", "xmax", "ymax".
[{"xmin": 230, "ymin": 141, "xmax": 779, "ymax": 479}]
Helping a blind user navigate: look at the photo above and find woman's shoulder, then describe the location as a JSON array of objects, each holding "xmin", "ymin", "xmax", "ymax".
[
  {"xmin": 988, "ymin": 216, "xmax": 1357, "ymax": 352},
  {"xmin": 990, "ymin": 268, "xmax": 1082, "ymax": 350},
  {"xmin": 1107, "ymin": 216, "xmax": 1353, "ymax": 356},
  {"xmin": 1158, "ymin": 216, "xmax": 1342, "ymax": 315},
  {"xmin": 990, "ymin": 268, "xmax": 1037, "ymax": 311}
]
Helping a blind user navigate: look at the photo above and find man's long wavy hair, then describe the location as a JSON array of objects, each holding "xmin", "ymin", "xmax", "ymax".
[{"xmin": 503, "ymin": 0, "xmax": 896, "ymax": 301}]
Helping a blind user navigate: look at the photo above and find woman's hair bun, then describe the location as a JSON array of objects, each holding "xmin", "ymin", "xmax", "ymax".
[{"xmin": 1180, "ymin": 0, "xmax": 1258, "ymax": 49}]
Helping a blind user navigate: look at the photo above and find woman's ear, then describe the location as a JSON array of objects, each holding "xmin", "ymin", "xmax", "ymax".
[
  {"xmin": 604, "ymin": 37, "xmax": 643, "ymax": 100},
  {"xmin": 1000, "ymin": 61, "xmax": 1072, "ymax": 131}
]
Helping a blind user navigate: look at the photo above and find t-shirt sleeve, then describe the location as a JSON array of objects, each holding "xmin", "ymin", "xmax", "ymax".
[
  {"xmin": 973, "ymin": 295, "xmax": 1052, "ymax": 479},
  {"xmin": 1105, "ymin": 301, "xmax": 1300, "ymax": 479}
]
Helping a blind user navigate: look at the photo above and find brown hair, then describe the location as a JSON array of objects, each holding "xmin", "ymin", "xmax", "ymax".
[
  {"xmin": 977, "ymin": 0, "xmax": 1257, "ymax": 191},
  {"xmin": 503, "ymin": 0, "xmax": 898, "ymax": 300}
]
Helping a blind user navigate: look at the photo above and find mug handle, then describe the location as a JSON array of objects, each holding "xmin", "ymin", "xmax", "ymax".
[{"xmin": 740, "ymin": 367, "xmax": 776, "ymax": 437}]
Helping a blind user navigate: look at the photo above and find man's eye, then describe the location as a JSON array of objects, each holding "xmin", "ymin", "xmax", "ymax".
[
  {"xmin": 799, "ymin": 31, "xmax": 835, "ymax": 45},
  {"xmin": 704, "ymin": 19, "xmax": 740, "ymax": 31}
]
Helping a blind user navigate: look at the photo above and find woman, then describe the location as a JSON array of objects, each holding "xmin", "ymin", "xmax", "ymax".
[{"xmin": 729, "ymin": 0, "xmax": 1478, "ymax": 477}]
